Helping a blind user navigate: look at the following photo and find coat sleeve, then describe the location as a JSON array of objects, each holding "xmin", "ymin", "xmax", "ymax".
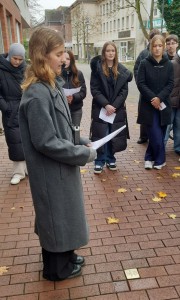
[
  {"xmin": 137, "ymin": 60, "xmax": 156, "ymax": 101},
  {"xmin": 20, "ymin": 96, "xmax": 90, "ymax": 166},
  {"xmin": 90, "ymin": 71, "xmax": 109, "ymax": 107},
  {"xmin": 0, "ymin": 81, "xmax": 8, "ymax": 112},
  {"xmin": 113, "ymin": 82, "xmax": 128, "ymax": 109},
  {"xmin": 157, "ymin": 62, "xmax": 174, "ymax": 102},
  {"xmin": 134, "ymin": 52, "xmax": 143, "ymax": 83},
  {"xmin": 72, "ymin": 71, "xmax": 86, "ymax": 104}
]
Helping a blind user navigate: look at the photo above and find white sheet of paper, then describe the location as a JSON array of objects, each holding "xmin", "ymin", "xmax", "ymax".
[
  {"xmin": 63, "ymin": 87, "xmax": 81, "ymax": 96},
  {"xmin": 99, "ymin": 107, "xmax": 116, "ymax": 124},
  {"xmin": 159, "ymin": 102, "xmax": 166, "ymax": 110},
  {"xmin": 91, "ymin": 125, "xmax": 126, "ymax": 150}
]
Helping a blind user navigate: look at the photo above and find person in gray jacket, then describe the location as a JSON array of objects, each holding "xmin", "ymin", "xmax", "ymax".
[{"xmin": 19, "ymin": 27, "xmax": 96, "ymax": 281}]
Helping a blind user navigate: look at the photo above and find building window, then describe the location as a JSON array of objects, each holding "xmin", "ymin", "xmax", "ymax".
[
  {"xmin": 103, "ymin": 23, "xmax": 105, "ymax": 32},
  {"xmin": 126, "ymin": 16, "xmax": 129, "ymax": 29},
  {"xmin": 110, "ymin": 21, "xmax": 112, "ymax": 31},
  {"xmin": 131, "ymin": 14, "xmax": 134, "ymax": 27},
  {"xmin": 0, "ymin": 20, "xmax": 4, "ymax": 54},
  {"xmin": 122, "ymin": 17, "xmax": 124, "ymax": 30},
  {"xmin": 153, "ymin": 7, "xmax": 158, "ymax": 16},
  {"xmin": 103, "ymin": 4, "xmax": 105, "ymax": 15},
  {"xmin": 114, "ymin": 20, "xmax": 116, "ymax": 30},
  {"xmin": 6, "ymin": 15, "xmax": 12, "ymax": 45},
  {"xmin": 106, "ymin": 22, "xmax": 109, "ymax": 32},
  {"xmin": 118, "ymin": 18, "xmax": 120, "ymax": 29},
  {"xmin": 16, "ymin": 22, "xmax": 21, "ymax": 43},
  {"xmin": 106, "ymin": 3, "xmax": 109, "ymax": 14}
]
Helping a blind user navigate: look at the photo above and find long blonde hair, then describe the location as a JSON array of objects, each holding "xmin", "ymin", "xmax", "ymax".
[
  {"xmin": 22, "ymin": 27, "xmax": 64, "ymax": 91},
  {"xmin": 101, "ymin": 41, "xmax": 119, "ymax": 79}
]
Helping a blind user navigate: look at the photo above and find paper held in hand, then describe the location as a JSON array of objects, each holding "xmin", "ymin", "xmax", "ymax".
[
  {"xmin": 63, "ymin": 87, "xmax": 81, "ymax": 96},
  {"xmin": 99, "ymin": 107, "xmax": 116, "ymax": 124},
  {"xmin": 91, "ymin": 125, "xmax": 126, "ymax": 150}
]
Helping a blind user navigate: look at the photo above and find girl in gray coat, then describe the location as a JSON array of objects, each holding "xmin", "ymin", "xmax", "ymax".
[{"xmin": 19, "ymin": 27, "xmax": 96, "ymax": 281}]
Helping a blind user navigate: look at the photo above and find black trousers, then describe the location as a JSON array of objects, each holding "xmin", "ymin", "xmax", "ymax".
[
  {"xmin": 42, "ymin": 248, "xmax": 76, "ymax": 281},
  {"xmin": 140, "ymin": 124, "xmax": 148, "ymax": 140}
]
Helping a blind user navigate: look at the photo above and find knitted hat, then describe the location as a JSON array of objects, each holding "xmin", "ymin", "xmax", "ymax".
[{"xmin": 6, "ymin": 43, "xmax": 25, "ymax": 61}]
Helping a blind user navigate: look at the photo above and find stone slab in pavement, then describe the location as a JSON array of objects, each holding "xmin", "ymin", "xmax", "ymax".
[{"xmin": 0, "ymin": 63, "xmax": 180, "ymax": 299}]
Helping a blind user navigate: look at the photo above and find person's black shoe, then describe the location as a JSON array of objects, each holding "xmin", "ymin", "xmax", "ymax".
[
  {"xmin": 71, "ymin": 255, "xmax": 85, "ymax": 266},
  {"xmin": 137, "ymin": 137, "xmax": 148, "ymax": 144},
  {"xmin": 68, "ymin": 264, "xmax": 82, "ymax": 279}
]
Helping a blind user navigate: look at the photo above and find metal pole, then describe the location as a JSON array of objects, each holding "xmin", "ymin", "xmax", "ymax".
[{"xmin": 161, "ymin": 0, "xmax": 165, "ymax": 33}]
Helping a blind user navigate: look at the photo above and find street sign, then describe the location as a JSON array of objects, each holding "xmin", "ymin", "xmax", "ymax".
[{"xmin": 167, "ymin": 0, "xmax": 173, "ymax": 5}]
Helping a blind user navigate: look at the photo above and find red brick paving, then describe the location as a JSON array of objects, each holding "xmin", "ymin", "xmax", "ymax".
[{"xmin": 0, "ymin": 66, "xmax": 180, "ymax": 299}]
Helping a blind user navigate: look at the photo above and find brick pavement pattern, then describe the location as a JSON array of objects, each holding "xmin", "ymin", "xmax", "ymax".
[{"xmin": 0, "ymin": 64, "xmax": 180, "ymax": 299}]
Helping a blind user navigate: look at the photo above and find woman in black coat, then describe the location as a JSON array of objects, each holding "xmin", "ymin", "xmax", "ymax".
[
  {"xmin": 137, "ymin": 35, "xmax": 174, "ymax": 170},
  {"xmin": 90, "ymin": 41, "xmax": 132, "ymax": 174},
  {"xmin": 0, "ymin": 43, "xmax": 27, "ymax": 184},
  {"xmin": 61, "ymin": 50, "xmax": 86, "ymax": 127}
]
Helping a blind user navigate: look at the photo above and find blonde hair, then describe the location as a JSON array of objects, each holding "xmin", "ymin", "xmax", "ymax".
[
  {"xmin": 150, "ymin": 34, "xmax": 165, "ymax": 54},
  {"xmin": 101, "ymin": 41, "xmax": 119, "ymax": 79},
  {"xmin": 22, "ymin": 27, "xmax": 64, "ymax": 91}
]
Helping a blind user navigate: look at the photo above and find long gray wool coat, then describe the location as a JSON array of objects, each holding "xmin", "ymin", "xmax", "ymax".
[{"xmin": 19, "ymin": 78, "xmax": 90, "ymax": 253}]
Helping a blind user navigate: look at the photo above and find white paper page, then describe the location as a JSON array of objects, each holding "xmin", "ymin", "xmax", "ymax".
[
  {"xmin": 99, "ymin": 107, "xmax": 116, "ymax": 124},
  {"xmin": 159, "ymin": 102, "xmax": 166, "ymax": 111},
  {"xmin": 63, "ymin": 87, "xmax": 81, "ymax": 96},
  {"xmin": 91, "ymin": 125, "xmax": 126, "ymax": 150}
]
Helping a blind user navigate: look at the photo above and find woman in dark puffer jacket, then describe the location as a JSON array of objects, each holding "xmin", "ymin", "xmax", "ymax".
[
  {"xmin": 0, "ymin": 43, "xmax": 27, "ymax": 184},
  {"xmin": 90, "ymin": 41, "xmax": 132, "ymax": 174},
  {"xmin": 61, "ymin": 50, "xmax": 86, "ymax": 127}
]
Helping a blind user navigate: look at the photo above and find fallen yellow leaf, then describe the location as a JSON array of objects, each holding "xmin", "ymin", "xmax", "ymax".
[
  {"xmin": 169, "ymin": 214, "xmax": 176, "ymax": 219},
  {"xmin": 174, "ymin": 166, "xmax": 180, "ymax": 170},
  {"xmin": 0, "ymin": 266, "xmax": 9, "ymax": 275},
  {"xmin": 134, "ymin": 160, "xmax": 141, "ymax": 164},
  {"xmin": 157, "ymin": 191, "xmax": 167, "ymax": 198},
  {"xmin": 157, "ymin": 176, "xmax": 162, "ymax": 179},
  {"xmin": 101, "ymin": 178, "xmax": 106, "ymax": 182},
  {"xmin": 136, "ymin": 188, "xmax": 142, "ymax": 191},
  {"xmin": 152, "ymin": 196, "xmax": 162, "ymax": 202},
  {"xmin": 129, "ymin": 149, "xmax": 134, "ymax": 152},
  {"xmin": 172, "ymin": 173, "xmax": 180, "ymax": 178},
  {"xmin": 118, "ymin": 188, "xmax": 127, "ymax": 193},
  {"xmin": 107, "ymin": 217, "xmax": 119, "ymax": 224},
  {"xmin": 80, "ymin": 169, "xmax": 87, "ymax": 173},
  {"xmin": 11, "ymin": 207, "xmax": 15, "ymax": 210}
]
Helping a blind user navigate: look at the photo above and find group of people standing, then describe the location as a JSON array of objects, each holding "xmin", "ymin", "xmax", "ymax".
[
  {"xmin": 0, "ymin": 26, "xmax": 179, "ymax": 281},
  {"xmin": 134, "ymin": 31, "xmax": 180, "ymax": 169}
]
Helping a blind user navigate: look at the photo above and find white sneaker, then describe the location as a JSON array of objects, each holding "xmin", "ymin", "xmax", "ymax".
[
  {"xmin": 10, "ymin": 174, "xmax": 25, "ymax": 185},
  {"xmin": 154, "ymin": 162, "xmax": 166, "ymax": 170},
  {"xmin": 144, "ymin": 161, "xmax": 153, "ymax": 169}
]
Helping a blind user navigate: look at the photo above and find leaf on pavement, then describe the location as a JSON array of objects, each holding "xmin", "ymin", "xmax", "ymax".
[
  {"xmin": 11, "ymin": 207, "xmax": 15, "ymax": 210},
  {"xmin": 101, "ymin": 178, "xmax": 106, "ymax": 182},
  {"xmin": 118, "ymin": 188, "xmax": 127, "ymax": 193},
  {"xmin": 136, "ymin": 188, "xmax": 142, "ymax": 191},
  {"xmin": 107, "ymin": 217, "xmax": 119, "ymax": 224},
  {"xmin": 152, "ymin": 196, "xmax": 162, "ymax": 202},
  {"xmin": 157, "ymin": 191, "xmax": 167, "ymax": 198},
  {"xmin": 169, "ymin": 214, "xmax": 176, "ymax": 219},
  {"xmin": 134, "ymin": 160, "xmax": 141, "ymax": 164},
  {"xmin": 0, "ymin": 266, "xmax": 9, "ymax": 275},
  {"xmin": 174, "ymin": 166, "xmax": 180, "ymax": 170},
  {"xmin": 80, "ymin": 169, "xmax": 87, "ymax": 173},
  {"xmin": 172, "ymin": 173, "xmax": 180, "ymax": 178},
  {"xmin": 157, "ymin": 176, "xmax": 162, "ymax": 179}
]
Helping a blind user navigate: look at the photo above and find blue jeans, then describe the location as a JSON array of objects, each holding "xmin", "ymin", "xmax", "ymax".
[
  {"xmin": 145, "ymin": 110, "xmax": 167, "ymax": 166},
  {"xmin": 164, "ymin": 108, "xmax": 180, "ymax": 153},
  {"xmin": 94, "ymin": 125, "xmax": 116, "ymax": 167}
]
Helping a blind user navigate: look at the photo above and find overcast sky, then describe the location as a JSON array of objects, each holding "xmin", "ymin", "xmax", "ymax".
[{"xmin": 38, "ymin": 0, "xmax": 75, "ymax": 10}]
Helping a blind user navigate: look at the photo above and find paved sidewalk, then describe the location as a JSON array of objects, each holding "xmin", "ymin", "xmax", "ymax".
[{"xmin": 0, "ymin": 68, "xmax": 180, "ymax": 300}]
